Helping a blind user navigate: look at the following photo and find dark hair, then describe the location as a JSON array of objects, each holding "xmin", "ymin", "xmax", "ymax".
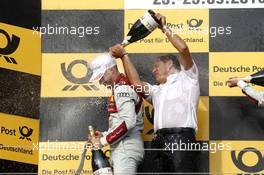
[{"xmin": 158, "ymin": 54, "xmax": 180, "ymax": 70}]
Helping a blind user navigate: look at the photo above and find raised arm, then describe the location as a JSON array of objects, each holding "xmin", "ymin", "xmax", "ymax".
[
  {"xmin": 109, "ymin": 44, "xmax": 150, "ymax": 96},
  {"xmin": 155, "ymin": 13, "xmax": 193, "ymax": 70}
]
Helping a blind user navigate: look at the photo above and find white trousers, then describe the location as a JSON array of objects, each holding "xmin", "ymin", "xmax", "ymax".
[{"xmin": 110, "ymin": 134, "xmax": 144, "ymax": 175}]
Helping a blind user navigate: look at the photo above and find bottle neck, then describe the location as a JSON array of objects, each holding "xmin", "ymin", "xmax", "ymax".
[
  {"xmin": 88, "ymin": 126, "xmax": 95, "ymax": 138},
  {"xmin": 88, "ymin": 126, "xmax": 96, "ymax": 150}
]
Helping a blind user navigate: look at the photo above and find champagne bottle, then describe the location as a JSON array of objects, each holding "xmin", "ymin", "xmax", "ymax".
[
  {"xmin": 242, "ymin": 70, "xmax": 264, "ymax": 86},
  {"xmin": 122, "ymin": 10, "xmax": 161, "ymax": 47},
  {"xmin": 88, "ymin": 125, "xmax": 113, "ymax": 175}
]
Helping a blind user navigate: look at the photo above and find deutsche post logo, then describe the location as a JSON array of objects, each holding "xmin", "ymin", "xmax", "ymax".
[
  {"xmin": 19, "ymin": 126, "xmax": 33, "ymax": 141},
  {"xmin": 60, "ymin": 59, "xmax": 99, "ymax": 91},
  {"xmin": 231, "ymin": 147, "xmax": 264, "ymax": 174},
  {"xmin": 0, "ymin": 28, "xmax": 20, "ymax": 64},
  {"xmin": 187, "ymin": 18, "xmax": 203, "ymax": 30}
]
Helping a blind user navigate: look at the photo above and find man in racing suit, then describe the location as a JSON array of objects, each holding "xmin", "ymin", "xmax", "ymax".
[{"xmin": 89, "ymin": 53, "xmax": 144, "ymax": 174}]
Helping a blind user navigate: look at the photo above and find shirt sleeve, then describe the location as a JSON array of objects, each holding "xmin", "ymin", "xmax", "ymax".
[
  {"xmin": 238, "ymin": 80, "xmax": 264, "ymax": 108},
  {"xmin": 100, "ymin": 85, "xmax": 138, "ymax": 146},
  {"xmin": 180, "ymin": 60, "xmax": 199, "ymax": 82}
]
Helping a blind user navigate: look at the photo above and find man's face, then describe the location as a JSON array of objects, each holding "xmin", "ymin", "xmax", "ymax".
[
  {"xmin": 99, "ymin": 69, "xmax": 113, "ymax": 88},
  {"xmin": 152, "ymin": 59, "xmax": 172, "ymax": 84}
]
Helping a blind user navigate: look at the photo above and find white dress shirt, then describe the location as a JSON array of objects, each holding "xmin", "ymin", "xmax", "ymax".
[{"xmin": 147, "ymin": 61, "xmax": 200, "ymax": 132}]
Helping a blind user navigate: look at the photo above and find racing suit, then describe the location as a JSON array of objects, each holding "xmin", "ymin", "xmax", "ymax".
[{"xmin": 100, "ymin": 74, "xmax": 144, "ymax": 174}]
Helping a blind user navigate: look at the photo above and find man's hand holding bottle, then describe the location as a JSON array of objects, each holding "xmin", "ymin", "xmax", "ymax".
[{"xmin": 89, "ymin": 130, "xmax": 103, "ymax": 149}]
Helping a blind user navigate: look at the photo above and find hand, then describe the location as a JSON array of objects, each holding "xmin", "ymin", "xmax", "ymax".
[
  {"xmin": 155, "ymin": 13, "xmax": 167, "ymax": 32},
  {"xmin": 87, "ymin": 131, "xmax": 101, "ymax": 142},
  {"xmin": 109, "ymin": 44, "xmax": 127, "ymax": 59},
  {"xmin": 226, "ymin": 77, "xmax": 240, "ymax": 88},
  {"xmin": 90, "ymin": 136, "xmax": 102, "ymax": 149}
]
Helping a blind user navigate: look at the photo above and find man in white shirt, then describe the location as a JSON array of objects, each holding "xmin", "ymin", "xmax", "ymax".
[{"xmin": 110, "ymin": 12, "xmax": 200, "ymax": 173}]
